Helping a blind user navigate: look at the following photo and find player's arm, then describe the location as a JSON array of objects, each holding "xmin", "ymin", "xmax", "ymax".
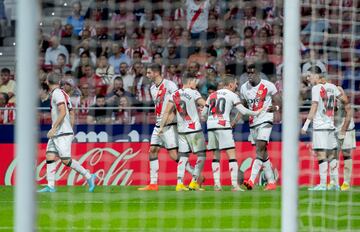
[
  {"xmin": 235, "ymin": 102, "xmax": 262, "ymax": 116},
  {"xmin": 69, "ymin": 109, "xmax": 75, "ymax": 128},
  {"xmin": 301, "ymin": 101, "xmax": 318, "ymax": 134},
  {"xmin": 268, "ymin": 92, "xmax": 281, "ymax": 112},
  {"xmin": 337, "ymin": 86, "xmax": 352, "ymax": 137},
  {"xmin": 158, "ymin": 101, "xmax": 175, "ymax": 134},
  {"xmin": 231, "ymin": 98, "xmax": 246, "ymax": 128},
  {"xmin": 47, "ymin": 103, "xmax": 66, "ymax": 138}
]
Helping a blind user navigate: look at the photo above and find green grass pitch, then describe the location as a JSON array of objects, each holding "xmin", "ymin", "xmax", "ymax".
[{"xmin": 0, "ymin": 186, "xmax": 359, "ymax": 231}]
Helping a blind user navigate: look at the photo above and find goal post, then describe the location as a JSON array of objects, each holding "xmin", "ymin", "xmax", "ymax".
[
  {"xmin": 15, "ymin": 0, "xmax": 39, "ymax": 231},
  {"xmin": 282, "ymin": 0, "xmax": 301, "ymax": 231}
]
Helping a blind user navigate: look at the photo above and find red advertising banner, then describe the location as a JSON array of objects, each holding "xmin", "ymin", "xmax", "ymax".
[{"xmin": 1, "ymin": 142, "xmax": 359, "ymax": 186}]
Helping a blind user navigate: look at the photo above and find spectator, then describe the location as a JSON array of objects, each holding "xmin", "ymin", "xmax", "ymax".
[
  {"xmin": 106, "ymin": 76, "xmax": 133, "ymax": 107},
  {"xmin": 132, "ymin": 62, "xmax": 152, "ymax": 105},
  {"xmin": 50, "ymin": 18, "xmax": 65, "ymax": 38},
  {"xmin": 73, "ymin": 82, "xmax": 95, "ymax": 123},
  {"xmin": 96, "ymin": 54, "xmax": 115, "ymax": 85},
  {"xmin": 87, "ymin": 94, "xmax": 113, "ymax": 124},
  {"xmin": 85, "ymin": 0, "xmax": 109, "ymax": 22},
  {"xmin": 0, "ymin": 92, "xmax": 15, "ymax": 124},
  {"xmin": 268, "ymin": 42, "xmax": 283, "ymax": 66},
  {"xmin": 139, "ymin": 6, "xmax": 163, "ymax": 32},
  {"xmin": 164, "ymin": 64, "xmax": 182, "ymax": 87},
  {"xmin": 38, "ymin": 83, "xmax": 51, "ymax": 124},
  {"xmin": 66, "ymin": 1, "xmax": 85, "ymax": 36},
  {"xmin": 112, "ymin": 23, "xmax": 129, "ymax": 48},
  {"xmin": 118, "ymin": 62, "xmax": 134, "ymax": 93},
  {"xmin": 79, "ymin": 64, "xmax": 108, "ymax": 96},
  {"xmin": 301, "ymin": 9, "xmax": 330, "ymax": 45},
  {"xmin": 54, "ymin": 53, "xmax": 71, "ymax": 74},
  {"xmin": 225, "ymin": 46, "xmax": 246, "ymax": 77},
  {"xmin": 199, "ymin": 66, "xmax": 221, "ymax": 97},
  {"xmin": 114, "ymin": 96, "xmax": 135, "ymax": 125},
  {"xmin": 271, "ymin": 23, "xmax": 283, "ymax": 45},
  {"xmin": 39, "ymin": 28, "xmax": 50, "ymax": 54},
  {"xmin": 184, "ymin": 0, "xmax": 213, "ymax": 39},
  {"xmin": 0, "ymin": 68, "xmax": 15, "ymax": 103},
  {"xmin": 163, "ymin": 42, "xmax": 180, "ymax": 65},
  {"xmin": 109, "ymin": 42, "xmax": 131, "ymax": 74},
  {"xmin": 254, "ymin": 46, "xmax": 276, "ymax": 77},
  {"xmin": 45, "ymin": 36, "xmax": 69, "ymax": 65},
  {"xmin": 187, "ymin": 40, "xmax": 208, "ymax": 68},
  {"xmin": 61, "ymin": 24, "xmax": 78, "ymax": 54},
  {"xmin": 72, "ymin": 50, "xmax": 96, "ymax": 79},
  {"xmin": 110, "ymin": 1, "xmax": 136, "ymax": 34}
]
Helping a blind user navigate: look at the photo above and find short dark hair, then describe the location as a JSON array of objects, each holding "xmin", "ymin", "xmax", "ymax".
[
  {"xmin": 181, "ymin": 74, "xmax": 196, "ymax": 85},
  {"xmin": 310, "ymin": 66, "xmax": 323, "ymax": 75},
  {"xmin": 1, "ymin": 68, "xmax": 10, "ymax": 74},
  {"xmin": 147, "ymin": 63, "xmax": 162, "ymax": 74},
  {"xmin": 223, "ymin": 74, "xmax": 236, "ymax": 86},
  {"xmin": 96, "ymin": 94, "xmax": 105, "ymax": 99},
  {"xmin": 47, "ymin": 72, "xmax": 62, "ymax": 85},
  {"xmin": 40, "ymin": 83, "xmax": 49, "ymax": 92}
]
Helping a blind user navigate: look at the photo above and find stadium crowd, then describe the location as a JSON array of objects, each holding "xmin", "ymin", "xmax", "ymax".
[{"xmin": 0, "ymin": 0, "xmax": 359, "ymax": 124}]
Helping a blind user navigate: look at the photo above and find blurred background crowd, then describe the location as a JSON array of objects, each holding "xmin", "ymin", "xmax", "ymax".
[{"xmin": 0, "ymin": 0, "xmax": 359, "ymax": 124}]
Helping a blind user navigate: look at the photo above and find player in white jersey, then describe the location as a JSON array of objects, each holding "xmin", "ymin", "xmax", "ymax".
[
  {"xmin": 38, "ymin": 72, "xmax": 96, "ymax": 193},
  {"xmin": 138, "ymin": 64, "xmax": 196, "ymax": 191},
  {"xmin": 158, "ymin": 75, "xmax": 207, "ymax": 191},
  {"xmin": 202, "ymin": 75, "xmax": 262, "ymax": 191},
  {"xmin": 238, "ymin": 64, "xmax": 281, "ymax": 191},
  {"xmin": 335, "ymin": 86, "xmax": 355, "ymax": 191},
  {"xmin": 301, "ymin": 67, "xmax": 351, "ymax": 191}
]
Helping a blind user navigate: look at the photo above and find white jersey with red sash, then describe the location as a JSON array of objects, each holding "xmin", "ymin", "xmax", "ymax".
[
  {"xmin": 50, "ymin": 88, "xmax": 73, "ymax": 135},
  {"xmin": 240, "ymin": 79, "xmax": 277, "ymax": 127},
  {"xmin": 185, "ymin": 0, "xmax": 210, "ymax": 33},
  {"xmin": 206, "ymin": 88, "xmax": 240, "ymax": 129},
  {"xmin": 150, "ymin": 79, "xmax": 178, "ymax": 126},
  {"xmin": 170, "ymin": 88, "xmax": 202, "ymax": 133}
]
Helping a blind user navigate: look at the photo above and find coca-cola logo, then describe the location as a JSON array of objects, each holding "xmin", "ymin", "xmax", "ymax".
[{"xmin": 5, "ymin": 147, "xmax": 141, "ymax": 186}]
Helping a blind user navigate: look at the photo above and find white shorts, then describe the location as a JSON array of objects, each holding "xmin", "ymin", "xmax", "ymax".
[
  {"xmin": 337, "ymin": 129, "xmax": 356, "ymax": 150},
  {"xmin": 46, "ymin": 134, "xmax": 74, "ymax": 158},
  {"xmin": 178, "ymin": 131, "xmax": 206, "ymax": 153},
  {"xmin": 207, "ymin": 129, "xmax": 235, "ymax": 151},
  {"xmin": 312, "ymin": 130, "xmax": 337, "ymax": 150},
  {"xmin": 150, "ymin": 124, "xmax": 178, "ymax": 150},
  {"xmin": 249, "ymin": 123, "xmax": 273, "ymax": 145}
]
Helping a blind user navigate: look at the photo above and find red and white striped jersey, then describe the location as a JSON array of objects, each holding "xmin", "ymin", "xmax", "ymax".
[
  {"xmin": 240, "ymin": 79, "xmax": 277, "ymax": 127},
  {"xmin": 0, "ymin": 102, "xmax": 15, "ymax": 124},
  {"xmin": 150, "ymin": 79, "xmax": 178, "ymax": 126},
  {"xmin": 170, "ymin": 88, "xmax": 202, "ymax": 133},
  {"xmin": 205, "ymin": 88, "xmax": 241, "ymax": 129},
  {"xmin": 50, "ymin": 88, "xmax": 73, "ymax": 135}
]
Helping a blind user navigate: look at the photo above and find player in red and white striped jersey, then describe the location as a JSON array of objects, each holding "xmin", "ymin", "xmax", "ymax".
[
  {"xmin": 159, "ymin": 75, "xmax": 207, "ymax": 191},
  {"xmin": 301, "ymin": 67, "xmax": 351, "ymax": 191},
  {"xmin": 138, "ymin": 64, "xmax": 196, "ymax": 191},
  {"xmin": 203, "ymin": 75, "xmax": 262, "ymax": 191},
  {"xmin": 38, "ymin": 72, "xmax": 96, "ymax": 193},
  {"xmin": 239, "ymin": 64, "xmax": 281, "ymax": 191}
]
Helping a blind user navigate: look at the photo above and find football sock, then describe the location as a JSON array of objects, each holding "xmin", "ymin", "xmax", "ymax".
[
  {"xmin": 229, "ymin": 159, "xmax": 238, "ymax": 187},
  {"xmin": 343, "ymin": 157, "xmax": 352, "ymax": 184},
  {"xmin": 318, "ymin": 160, "xmax": 328, "ymax": 186},
  {"xmin": 150, "ymin": 158, "xmax": 159, "ymax": 184},
  {"xmin": 329, "ymin": 159, "xmax": 339, "ymax": 186},
  {"xmin": 46, "ymin": 160, "xmax": 56, "ymax": 188},
  {"xmin": 193, "ymin": 155, "xmax": 206, "ymax": 182},
  {"xmin": 249, "ymin": 158, "xmax": 263, "ymax": 183},
  {"xmin": 212, "ymin": 159, "xmax": 221, "ymax": 186},
  {"xmin": 70, "ymin": 159, "xmax": 92, "ymax": 179},
  {"xmin": 177, "ymin": 155, "xmax": 188, "ymax": 184},
  {"xmin": 263, "ymin": 159, "xmax": 275, "ymax": 184}
]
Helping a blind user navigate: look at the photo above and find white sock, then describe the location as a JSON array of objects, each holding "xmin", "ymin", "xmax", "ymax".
[
  {"xmin": 263, "ymin": 159, "xmax": 275, "ymax": 184},
  {"xmin": 329, "ymin": 159, "xmax": 339, "ymax": 186},
  {"xmin": 212, "ymin": 159, "xmax": 221, "ymax": 186},
  {"xmin": 319, "ymin": 160, "xmax": 328, "ymax": 186},
  {"xmin": 177, "ymin": 156, "xmax": 188, "ymax": 184},
  {"xmin": 150, "ymin": 159, "xmax": 159, "ymax": 184},
  {"xmin": 46, "ymin": 160, "xmax": 56, "ymax": 188},
  {"xmin": 229, "ymin": 159, "xmax": 238, "ymax": 187},
  {"xmin": 193, "ymin": 156, "xmax": 206, "ymax": 182},
  {"xmin": 70, "ymin": 159, "xmax": 91, "ymax": 179},
  {"xmin": 249, "ymin": 159, "xmax": 263, "ymax": 183},
  {"xmin": 343, "ymin": 158, "xmax": 352, "ymax": 185}
]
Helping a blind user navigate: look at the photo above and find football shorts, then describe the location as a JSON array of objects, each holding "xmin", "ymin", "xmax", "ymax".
[
  {"xmin": 207, "ymin": 129, "xmax": 235, "ymax": 151},
  {"xmin": 178, "ymin": 131, "xmax": 206, "ymax": 153},
  {"xmin": 150, "ymin": 124, "xmax": 178, "ymax": 150}
]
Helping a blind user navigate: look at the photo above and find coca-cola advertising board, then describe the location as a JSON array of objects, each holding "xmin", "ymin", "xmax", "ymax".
[{"xmin": 1, "ymin": 142, "xmax": 359, "ymax": 186}]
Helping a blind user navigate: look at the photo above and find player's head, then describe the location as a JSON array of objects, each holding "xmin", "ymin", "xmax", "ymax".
[
  {"xmin": 307, "ymin": 66, "xmax": 323, "ymax": 85},
  {"xmin": 46, "ymin": 72, "xmax": 62, "ymax": 86},
  {"xmin": 246, "ymin": 63, "xmax": 260, "ymax": 85},
  {"xmin": 181, "ymin": 75, "xmax": 199, "ymax": 89},
  {"xmin": 146, "ymin": 63, "xmax": 162, "ymax": 81},
  {"xmin": 223, "ymin": 74, "xmax": 238, "ymax": 92}
]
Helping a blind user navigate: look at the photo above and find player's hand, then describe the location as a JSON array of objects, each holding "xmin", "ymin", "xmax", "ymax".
[
  {"xmin": 338, "ymin": 131, "xmax": 346, "ymax": 140},
  {"xmin": 255, "ymin": 107, "xmax": 264, "ymax": 115},
  {"xmin": 300, "ymin": 129, "xmax": 307, "ymax": 135},
  {"xmin": 157, "ymin": 127, "xmax": 164, "ymax": 135},
  {"xmin": 47, "ymin": 128, "xmax": 56, "ymax": 139},
  {"xmin": 266, "ymin": 105, "xmax": 279, "ymax": 113},
  {"xmin": 230, "ymin": 121, "xmax": 236, "ymax": 128}
]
